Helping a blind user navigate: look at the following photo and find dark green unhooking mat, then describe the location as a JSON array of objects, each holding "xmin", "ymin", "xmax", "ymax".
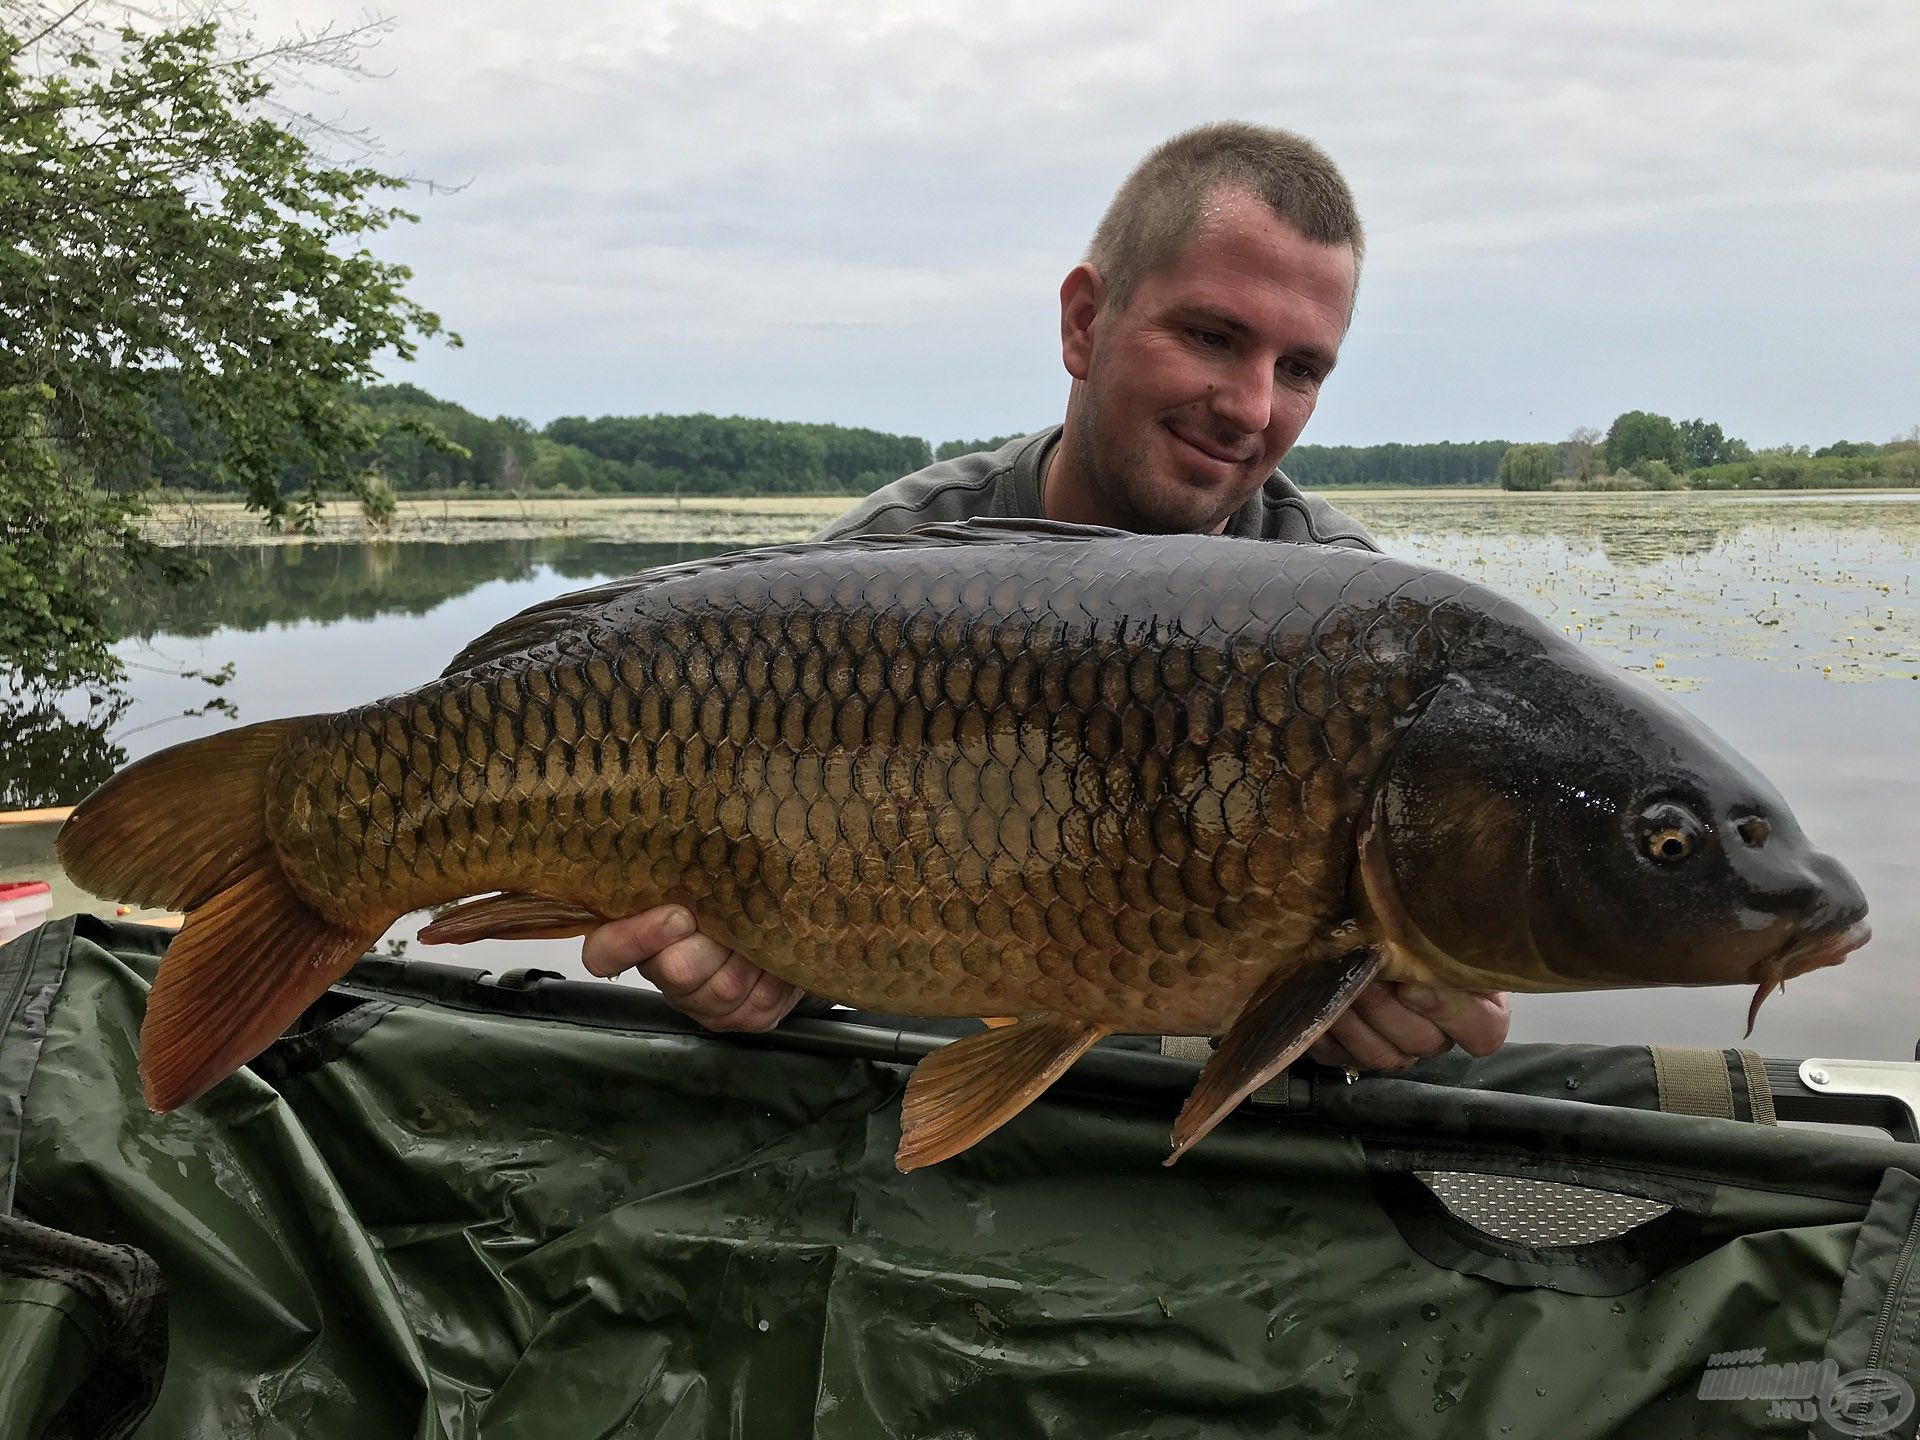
[{"xmin": 4, "ymin": 914, "xmax": 1920, "ymax": 1439}]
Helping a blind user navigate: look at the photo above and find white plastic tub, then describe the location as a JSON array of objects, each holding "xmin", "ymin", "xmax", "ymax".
[{"xmin": 0, "ymin": 881, "xmax": 53, "ymax": 944}]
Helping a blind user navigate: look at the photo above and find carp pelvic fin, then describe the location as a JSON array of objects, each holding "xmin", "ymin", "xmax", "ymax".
[
  {"xmin": 896, "ymin": 1015, "xmax": 1110, "ymax": 1172},
  {"xmin": 418, "ymin": 892, "xmax": 606, "ymax": 944},
  {"xmin": 1166, "ymin": 947, "xmax": 1385, "ymax": 1165}
]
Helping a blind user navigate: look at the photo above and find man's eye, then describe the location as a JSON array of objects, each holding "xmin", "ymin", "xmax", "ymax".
[
  {"xmin": 1188, "ymin": 328, "xmax": 1228, "ymax": 349},
  {"xmin": 1279, "ymin": 359, "xmax": 1320, "ymax": 383}
]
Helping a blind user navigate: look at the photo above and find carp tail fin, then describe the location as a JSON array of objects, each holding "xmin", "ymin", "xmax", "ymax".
[
  {"xmin": 56, "ymin": 718, "xmax": 310, "ymax": 912},
  {"xmin": 56, "ymin": 719, "xmax": 379, "ymax": 1111},
  {"xmin": 138, "ymin": 864, "xmax": 378, "ymax": 1110}
]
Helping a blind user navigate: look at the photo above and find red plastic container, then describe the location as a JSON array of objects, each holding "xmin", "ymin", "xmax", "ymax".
[{"xmin": 0, "ymin": 881, "xmax": 53, "ymax": 944}]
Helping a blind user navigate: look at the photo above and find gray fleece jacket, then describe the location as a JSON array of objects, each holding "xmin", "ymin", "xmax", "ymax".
[{"xmin": 816, "ymin": 426, "xmax": 1377, "ymax": 549}]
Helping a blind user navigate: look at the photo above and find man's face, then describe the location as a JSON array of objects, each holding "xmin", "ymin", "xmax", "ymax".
[{"xmin": 1056, "ymin": 187, "xmax": 1357, "ymax": 535}]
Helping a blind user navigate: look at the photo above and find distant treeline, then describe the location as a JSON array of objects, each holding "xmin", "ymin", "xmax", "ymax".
[
  {"xmin": 152, "ymin": 383, "xmax": 1914, "ymax": 501},
  {"xmin": 1497, "ymin": 411, "xmax": 1920, "ymax": 492},
  {"xmin": 1282, "ymin": 441, "xmax": 1510, "ymax": 488},
  {"xmin": 145, "ymin": 383, "xmax": 1526, "ymax": 498},
  {"xmin": 148, "ymin": 384, "xmax": 954, "ymax": 499}
]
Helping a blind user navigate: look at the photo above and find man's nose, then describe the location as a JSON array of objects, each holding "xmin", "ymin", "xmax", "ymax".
[{"xmin": 1207, "ymin": 358, "xmax": 1273, "ymax": 436}]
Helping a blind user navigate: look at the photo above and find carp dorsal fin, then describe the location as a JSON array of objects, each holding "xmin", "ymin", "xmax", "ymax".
[
  {"xmin": 896, "ymin": 1014, "xmax": 1111, "ymax": 1171},
  {"xmin": 439, "ymin": 575, "xmax": 659, "ymax": 677},
  {"xmin": 438, "ymin": 521, "xmax": 1120, "ymax": 678},
  {"xmin": 1165, "ymin": 947, "xmax": 1385, "ymax": 1165},
  {"xmin": 416, "ymin": 891, "xmax": 607, "ymax": 944},
  {"xmin": 897, "ymin": 517, "xmax": 1132, "ymax": 544}
]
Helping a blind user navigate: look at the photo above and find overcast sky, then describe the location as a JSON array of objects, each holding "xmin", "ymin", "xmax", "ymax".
[{"xmin": 261, "ymin": 0, "xmax": 1918, "ymax": 449}]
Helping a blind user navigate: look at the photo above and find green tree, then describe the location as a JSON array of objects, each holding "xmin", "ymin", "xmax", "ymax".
[
  {"xmin": 1677, "ymin": 418, "xmax": 1751, "ymax": 469},
  {"xmin": 1497, "ymin": 443, "xmax": 1560, "ymax": 492},
  {"xmin": 1604, "ymin": 411, "xmax": 1687, "ymax": 471},
  {"xmin": 1282, "ymin": 440, "xmax": 1511, "ymax": 487},
  {"xmin": 1629, "ymin": 459, "xmax": 1680, "ymax": 491},
  {"xmin": 2, "ymin": 3, "xmax": 451, "ymax": 800},
  {"xmin": 935, "ymin": 434, "xmax": 1025, "ymax": 461}
]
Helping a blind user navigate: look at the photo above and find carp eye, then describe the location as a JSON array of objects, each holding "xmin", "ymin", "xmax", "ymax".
[
  {"xmin": 1638, "ymin": 802, "xmax": 1702, "ymax": 865},
  {"xmin": 1736, "ymin": 815, "xmax": 1771, "ymax": 848}
]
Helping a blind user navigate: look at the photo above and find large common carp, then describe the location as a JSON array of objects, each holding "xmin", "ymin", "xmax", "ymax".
[{"xmin": 58, "ymin": 521, "xmax": 1870, "ymax": 1168}]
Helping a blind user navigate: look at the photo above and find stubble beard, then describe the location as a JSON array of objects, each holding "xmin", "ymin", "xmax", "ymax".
[{"xmin": 1073, "ymin": 405, "xmax": 1246, "ymax": 536}]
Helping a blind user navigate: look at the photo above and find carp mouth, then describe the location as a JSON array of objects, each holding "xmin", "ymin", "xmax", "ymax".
[{"xmin": 1745, "ymin": 917, "xmax": 1873, "ymax": 1035}]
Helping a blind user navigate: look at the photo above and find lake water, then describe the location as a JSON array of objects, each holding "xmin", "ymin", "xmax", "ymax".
[{"xmin": 19, "ymin": 491, "xmax": 1920, "ymax": 1063}]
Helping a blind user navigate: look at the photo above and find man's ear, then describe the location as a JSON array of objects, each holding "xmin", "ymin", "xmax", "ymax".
[{"xmin": 1059, "ymin": 263, "xmax": 1104, "ymax": 382}]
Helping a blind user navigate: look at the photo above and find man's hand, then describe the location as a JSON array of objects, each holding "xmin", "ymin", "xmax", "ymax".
[
  {"xmin": 582, "ymin": 906, "xmax": 804, "ymax": 1032},
  {"xmin": 1307, "ymin": 981, "xmax": 1510, "ymax": 1070}
]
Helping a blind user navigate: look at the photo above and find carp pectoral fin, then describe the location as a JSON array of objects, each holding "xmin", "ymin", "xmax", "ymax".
[
  {"xmin": 416, "ymin": 892, "xmax": 606, "ymax": 944},
  {"xmin": 1166, "ymin": 946, "xmax": 1385, "ymax": 1166},
  {"xmin": 896, "ymin": 1015, "xmax": 1111, "ymax": 1173}
]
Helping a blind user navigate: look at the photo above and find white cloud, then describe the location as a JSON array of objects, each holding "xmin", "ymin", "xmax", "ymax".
[{"xmin": 256, "ymin": 0, "xmax": 1920, "ymax": 444}]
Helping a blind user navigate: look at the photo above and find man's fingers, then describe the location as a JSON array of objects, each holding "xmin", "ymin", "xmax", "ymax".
[
  {"xmin": 1403, "ymin": 985, "xmax": 1511, "ymax": 1058},
  {"xmin": 581, "ymin": 905, "xmax": 696, "ymax": 979},
  {"xmin": 583, "ymin": 905, "xmax": 811, "ymax": 1035},
  {"xmin": 1316, "ymin": 1009, "xmax": 1413, "ymax": 1071},
  {"xmin": 1307, "ymin": 1034, "xmax": 1358, "ymax": 1068},
  {"xmin": 677, "ymin": 949, "xmax": 765, "ymax": 1018},
  {"xmin": 1350, "ymin": 982, "xmax": 1451, "ymax": 1060},
  {"xmin": 1308, "ymin": 984, "xmax": 1514, "ymax": 1071},
  {"xmin": 704, "ymin": 968, "xmax": 803, "ymax": 1033}
]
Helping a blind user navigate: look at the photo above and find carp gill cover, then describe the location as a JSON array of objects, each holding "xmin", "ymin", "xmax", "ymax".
[{"xmin": 58, "ymin": 521, "xmax": 1872, "ymax": 1168}]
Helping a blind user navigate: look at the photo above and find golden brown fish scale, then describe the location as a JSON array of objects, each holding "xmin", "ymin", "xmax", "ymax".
[{"xmin": 260, "ymin": 539, "xmax": 1487, "ymax": 1036}]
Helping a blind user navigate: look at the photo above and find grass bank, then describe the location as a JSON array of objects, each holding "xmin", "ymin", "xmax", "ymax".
[{"xmin": 142, "ymin": 493, "xmax": 867, "ymax": 546}]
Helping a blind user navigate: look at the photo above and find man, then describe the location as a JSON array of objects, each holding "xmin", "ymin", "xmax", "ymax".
[{"xmin": 583, "ymin": 122, "xmax": 1511, "ymax": 1071}]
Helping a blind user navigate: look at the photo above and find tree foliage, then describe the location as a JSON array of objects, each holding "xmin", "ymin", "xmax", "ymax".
[
  {"xmin": 1496, "ymin": 443, "xmax": 1560, "ymax": 492},
  {"xmin": 1688, "ymin": 445, "xmax": 1920, "ymax": 491},
  {"xmin": 1677, "ymin": 418, "xmax": 1749, "ymax": 469},
  {"xmin": 1281, "ymin": 441, "xmax": 1510, "ymax": 487},
  {"xmin": 1603, "ymin": 411, "xmax": 1688, "ymax": 472},
  {"xmin": 2, "ymin": 4, "xmax": 452, "ymax": 516},
  {"xmin": 1, "ymin": 1, "xmax": 450, "ymax": 795},
  {"xmin": 935, "ymin": 434, "xmax": 1025, "ymax": 461},
  {"xmin": 547, "ymin": 413, "xmax": 933, "ymax": 496}
]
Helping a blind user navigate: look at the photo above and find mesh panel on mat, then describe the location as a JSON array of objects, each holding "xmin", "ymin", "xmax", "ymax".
[{"xmin": 1417, "ymin": 1171, "xmax": 1672, "ymax": 1245}]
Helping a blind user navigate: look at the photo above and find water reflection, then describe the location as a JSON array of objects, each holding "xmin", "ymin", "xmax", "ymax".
[
  {"xmin": 0, "ymin": 694, "xmax": 127, "ymax": 809},
  {"xmin": 102, "ymin": 539, "xmax": 731, "ymax": 640}
]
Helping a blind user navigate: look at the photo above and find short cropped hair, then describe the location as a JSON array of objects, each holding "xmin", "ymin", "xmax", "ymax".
[{"xmin": 1087, "ymin": 122, "xmax": 1364, "ymax": 311}]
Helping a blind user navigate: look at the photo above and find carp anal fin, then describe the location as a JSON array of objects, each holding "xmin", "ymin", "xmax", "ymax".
[
  {"xmin": 141, "ymin": 864, "xmax": 379, "ymax": 1112},
  {"xmin": 1166, "ymin": 946, "xmax": 1385, "ymax": 1166},
  {"xmin": 418, "ymin": 891, "xmax": 606, "ymax": 944},
  {"xmin": 896, "ymin": 1015, "xmax": 1111, "ymax": 1172}
]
